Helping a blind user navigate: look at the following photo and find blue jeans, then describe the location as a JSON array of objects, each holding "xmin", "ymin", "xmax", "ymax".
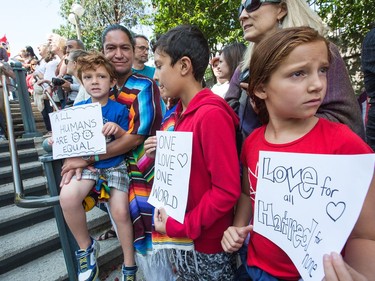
[
  {"xmin": 234, "ymin": 245, "xmax": 251, "ymax": 281},
  {"xmin": 245, "ymin": 265, "xmax": 280, "ymax": 281}
]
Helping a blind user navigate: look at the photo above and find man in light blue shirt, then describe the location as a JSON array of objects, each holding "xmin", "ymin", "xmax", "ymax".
[{"xmin": 131, "ymin": 35, "xmax": 155, "ymax": 79}]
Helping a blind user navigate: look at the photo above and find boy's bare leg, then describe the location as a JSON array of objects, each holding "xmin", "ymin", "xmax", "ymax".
[
  {"xmin": 109, "ymin": 189, "xmax": 135, "ymax": 266},
  {"xmin": 60, "ymin": 179, "xmax": 96, "ymax": 249}
]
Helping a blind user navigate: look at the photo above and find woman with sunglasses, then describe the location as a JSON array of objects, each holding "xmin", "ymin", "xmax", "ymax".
[{"xmin": 225, "ymin": 0, "xmax": 365, "ymax": 142}]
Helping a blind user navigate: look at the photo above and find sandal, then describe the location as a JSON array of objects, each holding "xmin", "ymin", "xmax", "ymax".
[{"xmin": 97, "ymin": 228, "xmax": 117, "ymax": 241}]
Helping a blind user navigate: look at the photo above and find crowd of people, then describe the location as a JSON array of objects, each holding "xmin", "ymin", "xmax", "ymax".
[{"xmin": 1, "ymin": 0, "xmax": 375, "ymax": 280}]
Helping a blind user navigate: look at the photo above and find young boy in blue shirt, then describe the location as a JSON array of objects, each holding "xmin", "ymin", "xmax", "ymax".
[{"xmin": 59, "ymin": 51, "xmax": 136, "ymax": 281}]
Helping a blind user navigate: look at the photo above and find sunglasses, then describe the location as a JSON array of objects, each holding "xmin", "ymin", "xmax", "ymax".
[{"xmin": 238, "ymin": 0, "xmax": 281, "ymax": 17}]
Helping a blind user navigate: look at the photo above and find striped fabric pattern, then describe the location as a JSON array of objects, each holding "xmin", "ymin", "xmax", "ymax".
[{"xmin": 111, "ymin": 74, "xmax": 163, "ymax": 255}]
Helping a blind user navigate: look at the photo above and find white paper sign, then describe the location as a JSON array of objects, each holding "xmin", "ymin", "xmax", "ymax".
[
  {"xmin": 148, "ymin": 131, "xmax": 193, "ymax": 224},
  {"xmin": 49, "ymin": 103, "xmax": 106, "ymax": 159},
  {"xmin": 254, "ymin": 151, "xmax": 375, "ymax": 281}
]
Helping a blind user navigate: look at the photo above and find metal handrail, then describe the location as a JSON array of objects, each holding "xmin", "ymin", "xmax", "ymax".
[
  {"xmin": 1, "ymin": 64, "xmax": 78, "ymax": 280},
  {"xmin": 35, "ymin": 77, "xmax": 60, "ymax": 111},
  {"xmin": 1, "ymin": 70, "xmax": 59, "ymax": 208}
]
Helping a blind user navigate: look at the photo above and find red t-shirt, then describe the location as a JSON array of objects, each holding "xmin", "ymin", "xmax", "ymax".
[{"xmin": 241, "ymin": 118, "xmax": 373, "ymax": 280}]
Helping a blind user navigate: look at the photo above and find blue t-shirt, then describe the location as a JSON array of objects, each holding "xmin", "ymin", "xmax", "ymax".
[
  {"xmin": 75, "ymin": 98, "xmax": 129, "ymax": 169},
  {"xmin": 131, "ymin": 65, "xmax": 156, "ymax": 79}
]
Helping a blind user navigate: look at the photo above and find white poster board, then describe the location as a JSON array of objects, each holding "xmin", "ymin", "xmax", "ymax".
[
  {"xmin": 49, "ymin": 103, "xmax": 106, "ymax": 160},
  {"xmin": 254, "ymin": 151, "xmax": 375, "ymax": 281},
  {"xmin": 148, "ymin": 131, "xmax": 193, "ymax": 224}
]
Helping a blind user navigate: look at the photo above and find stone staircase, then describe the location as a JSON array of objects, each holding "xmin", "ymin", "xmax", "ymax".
[
  {"xmin": 10, "ymin": 99, "xmax": 48, "ymax": 138},
  {"xmin": 0, "ymin": 101, "xmax": 122, "ymax": 281}
]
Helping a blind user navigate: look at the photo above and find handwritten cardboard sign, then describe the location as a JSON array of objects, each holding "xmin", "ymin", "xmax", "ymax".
[
  {"xmin": 148, "ymin": 131, "xmax": 193, "ymax": 224},
  {"xmin": 49, "ymin": 103, "xmax": 106, "ymax": 159},
  {"xmin": 254, "ymin": 151, "xmax": 375, "ymax": 281}
]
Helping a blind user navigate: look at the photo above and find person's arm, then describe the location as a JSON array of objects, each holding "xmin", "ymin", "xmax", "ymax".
[
  {"xmin": 317, "ymin": 43, "xmax": 365, "ymax": 139},
  {"xmin": 67, "ymin": 79, "xmax": 80, "ymax": 92},
  {"xmin": 323, "ymin": 252, "xmax": 368, "ymax": 281},
  {"xmin": 339, "ymin": 173, "xmax": 375, "ymax": 279},
  {"xmin": 225, "ymin": 67, "xmax": 242, "ymax": 114},
  {"xmin": 234, "ymin": 166, "xmax": 253, "ymax": 226},
  {"xmin": 221, "ymin": 166, "xmax": 253, "ymax": 253}
]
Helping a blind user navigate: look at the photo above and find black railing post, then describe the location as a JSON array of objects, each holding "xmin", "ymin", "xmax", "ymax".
[
  {"xmin": 39, "ymin": 153, "xmax": 78, "ymax": 281},
  {"xmin": 11, "ymin": 61, "xmax": 42, "ymax": 138}
]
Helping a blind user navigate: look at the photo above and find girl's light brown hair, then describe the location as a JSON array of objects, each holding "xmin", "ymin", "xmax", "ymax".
[
  {"xmin": 77, "ymin": 50, "xmax": 117, "ymax": 83},
  {"xmin": 248, "ymin": 26, "xmax": 331, "ymax": 124}
]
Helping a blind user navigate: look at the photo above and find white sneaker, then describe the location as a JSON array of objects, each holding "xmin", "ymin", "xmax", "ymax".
[{"xmin": 75, "ymin": 239, "xmax": 100, "ymax": 281}]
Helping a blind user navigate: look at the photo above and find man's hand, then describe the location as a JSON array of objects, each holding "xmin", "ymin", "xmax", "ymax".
[
  {"xmin": 221, "ymin": 225, "xmax": 252, "ymax": 253},
  {"xmin": 61, "ymin": 157, "xmax": 89, "ymax": 175},
  {"xmin": 60, "ymin": 168, "xmax": 82, "ymax": 187},
  {"xmin": 60, "ymin": 157, "xmax": 94, "ymax": 187}
]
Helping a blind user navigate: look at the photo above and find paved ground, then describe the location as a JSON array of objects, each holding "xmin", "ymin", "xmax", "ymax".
[
  {"xmin": 99, "ymin": 263, "xmax": 122, "ymax": 281},
  {"xmin": 99, "ymin": 261, "xmax": 146, "ymax": 281}
]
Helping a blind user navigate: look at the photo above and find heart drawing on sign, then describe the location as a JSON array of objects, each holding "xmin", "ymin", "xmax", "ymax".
[
  {"xmin": 177, "ymin": 153, "xmax": 188, "ymax": 168},
  {"xmin": 326, "ymin": 201, "xmax": 346, "ymax": 222}
]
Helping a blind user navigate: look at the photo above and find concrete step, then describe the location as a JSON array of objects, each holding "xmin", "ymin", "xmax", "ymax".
[
  {"xmin": 0, "ymin": 235, "xmax": 122, "ymax": 281},
  {"xmin": 0, "ymin": 206, "xmax": 112, "ymax": 275},
  {"xmin": 11, "ymin": 115, "xmax": 44, "ymax": 123},
  {"xmin": 0, "ymin": 138, "xmax": 36, "ymax": 154},
  {"xmin": 0, "ymin": 161, "xmax": 44, "ymax": 184},
  {"xmin": 0, "ymin": 147, "xmax": 39, "ymax": 166},
  {"xmin": 0, "ymin": 204, "xmax": 54, "ymax": 235},
  {"xmin": 0, "ymin": 217, "xmax": 61, "ymax": 275},
  {"xmin": 0, "ymin": 176, "xmax": 48, "ymax": 208},
  {"xmin": 5, "ymin": 101, "xmax": 46, "ymax": 139},
  {"xmin": 0, "ymin": 249, "xmax": 68, "ymax": 281},
  {"xmin": 12, "ymin": 127, "xmax": 48, "ymax": 139}
]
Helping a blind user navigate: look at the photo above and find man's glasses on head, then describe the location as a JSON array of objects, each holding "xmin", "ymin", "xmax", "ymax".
[
  {"xmin": 238, "ymin": 0, "xmax": 281, "ymax": 17},
  {"xmin": 136, "ymin": 45, "xmax": 150, "ymax": 52}
]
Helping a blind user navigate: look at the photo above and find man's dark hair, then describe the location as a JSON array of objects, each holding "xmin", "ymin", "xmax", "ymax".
[
  {"xmin": 67, "ymin": 38, "xmax": 85, "ymax": 50},
  {"xmin": 101, "ymin": 24, "xmax": 135, "ymax": 49},
  {"xmin": 153, "ymin": 25, "xmax": 209, "ymax": 82},
  {"xmin": 134, "ymin": 34, "xmax": 149, "ymax": 42}
]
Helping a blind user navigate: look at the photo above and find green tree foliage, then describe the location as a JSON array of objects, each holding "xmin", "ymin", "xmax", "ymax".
[
  {"xmin": 151, "ymin": 0, "xmax": 374, "ymax": 92},
  {"xmin": 150, "ymin": 0, "xmax": 243, "ymax": 56},
  {"xmin": 53, "ymin": 0, "xmax": 374, "ymax": 91},
  {"xmin": 55, "ymin": 0, "xmax": 147, "ymax": 50},
  {"xmin": 308, "ymin": 0, "xmax": 375, "ymax": 92}
]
